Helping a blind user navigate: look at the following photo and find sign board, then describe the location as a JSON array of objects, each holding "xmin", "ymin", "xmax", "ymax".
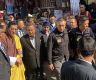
[
  {"xmin": 6, "ymin": 0, "xmax": 14, "ymax": 14},
  {"xmin": 54, "ymin": 10, "xmax": 63, "ymax": 21},
  {"xmin": 70, "ymin": 0, "xmax": 80, "ymax": 16}
]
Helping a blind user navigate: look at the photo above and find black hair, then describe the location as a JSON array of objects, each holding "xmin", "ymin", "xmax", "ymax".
[
  {"xmin": 8, "ymin": 21, "xmax": 17, "ymax": 29},
  {"xmin": 49, "ymin": 13, "xmax": 55, "ymax": 18},
  {"xmin": 78, "ymin": 36, "xmax": 96, "ymax": 57}
]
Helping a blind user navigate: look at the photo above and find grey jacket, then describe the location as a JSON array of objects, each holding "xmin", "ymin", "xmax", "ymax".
[
  {"xmin": 61, "ymin": 59, "xmax": 96, "ymax": 80},
  {"xmin": 20, "ymin": 32, "xmax": 41, "ymax": 70},
  {"xmin": 0, "ymin": 49, "xmax": 10, "ymax": 80}
]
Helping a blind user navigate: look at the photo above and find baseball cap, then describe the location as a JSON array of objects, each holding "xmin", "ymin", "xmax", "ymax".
[{"xmin": 43, "ymin": 22, "xmax": 50, "ymax": 27}]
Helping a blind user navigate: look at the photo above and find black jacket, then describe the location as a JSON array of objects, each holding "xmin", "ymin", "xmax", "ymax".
[
  {"xmin": 68, "ymin": 27, "xmax": 78, "ymax": 49},
  {"xmin": 68, "ymin": 27, "xmax": 95, "ymax": 49},
  {"xmin": 40, "ymin": 32, "xmax": 49, "ymax": 62},
  {"xmin": 47, "ymin": 28, "xmax": 69, "ymax": 64}
]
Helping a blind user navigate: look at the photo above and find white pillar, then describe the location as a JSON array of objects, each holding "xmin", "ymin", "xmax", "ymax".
[
  {"xmin": 70, "ymin": 0, "xmax": 80, "ymax": 16},
  {"xmin": 5, "ymin": 0, "xmax": 14, "ymax": 14}
]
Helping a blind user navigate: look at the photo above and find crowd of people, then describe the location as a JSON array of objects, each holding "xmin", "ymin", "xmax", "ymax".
[{"xmin": 0, "ymin": 3, "xmax": 96, "ymax": 80}]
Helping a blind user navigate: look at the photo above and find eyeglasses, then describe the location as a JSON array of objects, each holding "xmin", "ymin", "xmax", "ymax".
[{"xmin": 58, "ymin": 25, "xmax": 65, "ymax": 27}]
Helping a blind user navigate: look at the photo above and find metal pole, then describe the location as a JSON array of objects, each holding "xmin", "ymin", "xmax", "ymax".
[
  {"xmin": 4, "ymin": 0, "xmax": 6, "ymax": 10},
  {"xmin": 87, "ymin": 0, "xmax": 88, "ymax": 5}
]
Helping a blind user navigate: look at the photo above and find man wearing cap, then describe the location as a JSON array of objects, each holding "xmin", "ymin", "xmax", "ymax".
[
  {"xmin": 40, "ymin": 22, "xmax": 50, "ymax": 79},
  {"xmin": 61, "ymin": 36, "xmax": 96, "ymax": 80}
]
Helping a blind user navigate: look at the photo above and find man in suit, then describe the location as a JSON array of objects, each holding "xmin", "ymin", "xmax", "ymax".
[
  {"xmin": 20, "ymin": 24, "xmax": 41, "ymax": 80},
  {"xmin": 61, "ymin": 36, "xmax": 96, "ymax": 80},
  {"xmin": 0, "ymin": 25, "xmax": 10, "ymax": 80}
]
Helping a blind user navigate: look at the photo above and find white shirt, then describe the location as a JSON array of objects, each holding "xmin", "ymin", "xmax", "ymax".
[
  {"xmin": 30, "ymin": 37, "xmax": 36, "ymax": 48},
  {"xmin": 9, "ymin": 56, "xmax": 17, "ymax": 66},
  {"xmin": 52, "ymin": 23, "xmax": 56, "ymax": 28},
  {"xmin": 80, "ymin": 59, "xmax": 92, "ymax": 65},
  {"xmin": 0, "ymin": 42, "xmax": 17, "ymax": 65},
  {"xmin": 17, "ymin": 29, "xmax": 25, "ymax": 38},
  {"xmin": 0, "ymin": 42, "xmax": 2, "ymax": 49}
]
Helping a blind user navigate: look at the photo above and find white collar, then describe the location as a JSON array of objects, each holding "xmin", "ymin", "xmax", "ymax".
[
  {"xmin": 0, "ymin": 42, "xmax": 1, "ymax": 47},
  {"xmin": 52, "ymin": 23, "xmax": 55, "ymax": 27},
  {"xmin": 79, "ymin": 58, "xmax": 92, "ymax": 65}
]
